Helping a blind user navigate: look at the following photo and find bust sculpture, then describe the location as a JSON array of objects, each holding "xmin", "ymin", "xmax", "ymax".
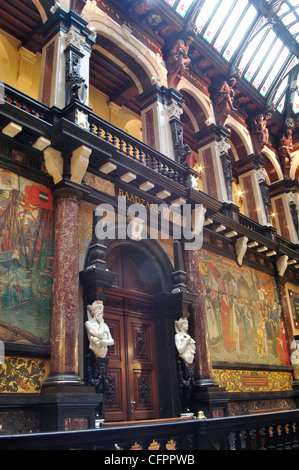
[
  {"xmin": 174, "ymin": 317, "xmax": 196, "ymax": 365},
  {"xmin": 85, "ymin": 300, "xmax": 114, "ymax": 358}
]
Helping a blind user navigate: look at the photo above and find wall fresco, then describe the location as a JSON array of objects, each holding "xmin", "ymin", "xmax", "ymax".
[
  {"xmin": 0, "ymin": 356, "xmax": 50, "ymax": 393},
  {"xmin": 0, "ymin": 169, "xmax": 53, "ymax": 345},
  {"xmin": 198, "ymin": 250, "xmax": 290, "ymax": 366}
]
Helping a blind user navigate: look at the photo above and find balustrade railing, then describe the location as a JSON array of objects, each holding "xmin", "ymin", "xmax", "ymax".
[
  {"xmin": 1, "ymin": 409, "xmax": 299, "ymax": 450},
  {"xmin": 1, "ymin": 83, "xmax": 53, "ymax": 124},
  {"xmin": 87, "ymin": 111, "xmax": 193, "ymax": 189}
]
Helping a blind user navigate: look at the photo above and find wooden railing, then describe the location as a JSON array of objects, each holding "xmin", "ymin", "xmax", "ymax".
[{"xmin": 1, "ymin": 409, "xmax": 299, "ymax": 450}]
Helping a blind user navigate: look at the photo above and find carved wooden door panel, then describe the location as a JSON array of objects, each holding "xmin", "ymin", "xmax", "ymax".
[
  {"xmin": 104, "ymin": 248, "xmax": 160, "ymax": 422},
  {"xmin": 126, "ymin": 315, "xmax": 159, "ymax": 421}
]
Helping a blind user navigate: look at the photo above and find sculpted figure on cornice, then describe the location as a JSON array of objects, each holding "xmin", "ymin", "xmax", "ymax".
[
  {"xmin": 251, "ymin": 113, "xmax": 272, "ymax": 155},
  {"xmin": 212, "ymin": 77, "xmax": 237, "ymax": 127},
  {"xmin": 166, "ymin": 36, "xmax": 194, "ymax": 89},
  {"xmin": 278, "ymin": 128, "xmax": 293, "ymax": 179}
]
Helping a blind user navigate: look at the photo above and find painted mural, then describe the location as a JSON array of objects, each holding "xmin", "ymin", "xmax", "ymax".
[
  {"xmin": 198, "ymin": 250, "xmax": 290, "ymax": 366},
  {"xmin": 0, "ymin": 169, "xmax": 53, "ymax": 345}
]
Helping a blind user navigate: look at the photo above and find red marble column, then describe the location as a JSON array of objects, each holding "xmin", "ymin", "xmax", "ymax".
[
  {"xmin": 276, "ymin": 277, "xmax": 298, "ymax": 380},
  {"xmin": 46, "ymin": 186, "xmax": 82, "ymax": 385},
  {"xmin": 183, "ymin": 249, "xmax": 215, "ymax": 386}
]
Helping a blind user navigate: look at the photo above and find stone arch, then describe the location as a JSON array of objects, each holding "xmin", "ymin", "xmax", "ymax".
[
  {"xmin": 83, "ymin": 3, "xmax": 167, "ymax": 94},
  {"xmin": 226, "ymin": 116, "xmax": 253, "ymax": 157},
  {"xmin": 290, "ymin": 150, "xmax": 299, "ymax": 180},
  {"xmin": 30, "ymin": 0, "xmax": 48, "ymax": 23},
  {"xmin": 261, "ymin": 147, "xmax": 283, "ymax": 182},
  {"xmin": 179, "ymin": 80, "xmax": 213, "ymax": 127}
]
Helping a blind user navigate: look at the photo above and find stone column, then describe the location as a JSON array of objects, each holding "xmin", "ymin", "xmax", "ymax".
[
  {"xmin": 234, "ymin": 154, "xmax": 271, "ymax": 226},
  {"xmin": 183, "ymin": 248, "xmax": 227, "ymax": 418},
  {"xmin": 39, "ymin": 9, "xmax": 95, "ymax": 109},
  {"xmin": 275, "ymin": 277, "xmax": 299, "ymax": 384},
  {"xmin": 40, "ymin": 186, "xmax": 101, "ymax": 432},
  {"xmin": 183, "ymin": 249, "xmax": 214, "ymax": 386},
  {"xmin": 194, "ymin": 124, "xmax": 232, "ymax": 204},
  {"xmin": 137, "ymin": 84, "xmax": 183, "ymax": 160},
  {"xmin": 46, "ymin": 186, "xmax": 82, "ymax": 385},
  {"xmin": 270, "ymin": 181, "xmax": 299, "ymax": 244}
]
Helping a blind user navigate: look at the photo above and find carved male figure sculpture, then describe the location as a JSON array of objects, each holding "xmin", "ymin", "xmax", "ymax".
[
  {"xmin": 251, "ymin": 113, "xmax": 272, "ymax": 155},
  {"xmin": 175, "ymin": 317, "xmax": 196, "ymax": 365},
  {"xmin": 166, "ymin": 37, "xmax": 193, "ymax": 89},
  {"xmin": 85, "ymin": 300, "xmax": 114, "ymax": 358},
  {"xmin": 213, "ymin": 77, "xmax": 237, "ymax": 127},
  {"xmin": 278, "ymin": 128, "xmax": 293, "ymax": 178}
]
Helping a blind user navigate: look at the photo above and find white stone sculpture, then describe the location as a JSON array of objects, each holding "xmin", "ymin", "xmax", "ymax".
[
  {"xmin": 174, "ymin": 317, "xmax": 196, "ymax": 365},
  {"xmin": 85, "ymin": 300, "xmax": 114, "ymax": 358}
]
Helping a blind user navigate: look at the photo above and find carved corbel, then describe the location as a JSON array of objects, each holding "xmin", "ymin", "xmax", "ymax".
[
  {"xmin": 276, "ymin": 254, "xmax": 288, "ymax": 277},
  {"xmin": 43, "ymin": 147, "xmax": 63, "ymax": 184},
  {"xmin": 235, "ymin": 236, "xmax": 248, "ymax": 266},
  {"xmin": 71, "ymin": 145, "xmax": 92, "ymax": 184}
]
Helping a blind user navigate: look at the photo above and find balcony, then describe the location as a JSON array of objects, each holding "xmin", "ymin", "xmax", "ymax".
[
  {"xmin": 1, "ymin": 409, "xmax": 299, "ymax": 450},
  {"xmin": 1, "ymin": 82, "xmax": 299, "ymax": 265}
]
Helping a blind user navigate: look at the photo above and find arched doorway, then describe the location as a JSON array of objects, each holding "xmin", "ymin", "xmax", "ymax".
[{"xmin": 103, "ymin": 246, "xmax": 160, "ymax": 422}]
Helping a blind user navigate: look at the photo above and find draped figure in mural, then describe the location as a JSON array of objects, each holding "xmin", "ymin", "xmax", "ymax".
[{"xmin": 220, "ymin": 292, "xmax": 236, "ymax": 352}]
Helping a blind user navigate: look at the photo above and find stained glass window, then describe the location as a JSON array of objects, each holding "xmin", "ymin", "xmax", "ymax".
[
  {"xmin": 175, "ymin": 0, "xmax": 194, "ymax": 17},
  {"xmin": 163, "ymin": 0, "xmax": 297, "ymax": 112}
]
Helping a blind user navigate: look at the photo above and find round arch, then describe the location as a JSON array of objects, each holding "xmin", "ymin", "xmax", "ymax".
[
  {"xmin": 226, "ymin": 116, "xmax": 253, "ymax": 156},
  {"xmin": 261, "ymin": 147, "xmax": 284, "ymax": 182},
  {"xmin": 103, "ymin": 237, "xmax": 174, "ymax": 296},
  {"xmin": 290, "ymin": 150, "xmax": 299, "ymax": 180},
  {"xmin": 83, "ymin": 3, "xmax": 167, "ymax": 93},
  {"xmin": 179, "ymin": 79, "xmax": 213, "ymax": 125}
]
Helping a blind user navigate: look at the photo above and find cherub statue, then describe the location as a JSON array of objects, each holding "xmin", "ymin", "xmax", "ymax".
[
  {"xmin": 85, "ymin": 300, "xmax": 114, "ymax": 358},
  {"xmin": 174, "ymin": 317, "xmax": 196, "ymax": 365}
]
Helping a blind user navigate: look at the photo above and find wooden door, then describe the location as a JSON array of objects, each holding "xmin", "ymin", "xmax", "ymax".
[{"xmin": 104, "ymin": 248, "xmax": 160, "ymax": 422}]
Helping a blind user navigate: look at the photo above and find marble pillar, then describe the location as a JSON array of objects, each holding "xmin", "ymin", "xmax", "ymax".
[
  {"xmin": 194, "ymin": 124, "xmax": 232, "ymax": 204},
  {"xmin": 234, "ymin": 154, "xmax": 272, "ymax": 227},
  {"xmin": 46, "ymin": 186, "xmax": 82, "ymax": 385},
  {"xmin": 183, "ymin": 249, "xmax": 215, "ymax": 386},
  {"xmin": 276, "ymin": 277, "xmax": 299, "ymax": 382},
  {"xmin": 270, "ymin": 181, "xmax": 299, "ymax": 244},
  {"xmin": 138, "ymin": 84, "xmax": 183, "ymax": 159}
]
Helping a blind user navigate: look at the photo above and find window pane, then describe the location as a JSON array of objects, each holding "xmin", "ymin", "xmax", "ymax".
[
  {"xmin": 175, "ymin": 0, "xmax": 194, "ymax": 17},
  {"xmin": 213, "ymin": 0, "xmax": 248, "ymax": 53},
  {"xmin": 259, "ymin": 46, "xmax": 290, "ymax": 95},
  {"xmin": 203, "ymin": 0, "xmax": 235, "ymax": 44},
  {"xmin": 194, "ymin": 0, "xmax": 220, "ymax": 33},
  {"xmin": 243, "ymin": 30, "xmax": 276, "ymax": 83},
  {"xmin": 223, "ymin": 5, "xmax": 257, "ymax": 61},
  {"xmin": 277, "ymin": 94, "xmax": 286, "ymax": 113}
]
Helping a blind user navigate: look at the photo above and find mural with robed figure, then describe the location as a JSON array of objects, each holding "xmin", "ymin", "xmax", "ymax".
[
  {"xmin": 199, "ymin": 250, "xmax": 290, "ymax": 367},
  {"xmin": 0, "ymin": 169, "xmax": 53, "ymax": 345}
]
